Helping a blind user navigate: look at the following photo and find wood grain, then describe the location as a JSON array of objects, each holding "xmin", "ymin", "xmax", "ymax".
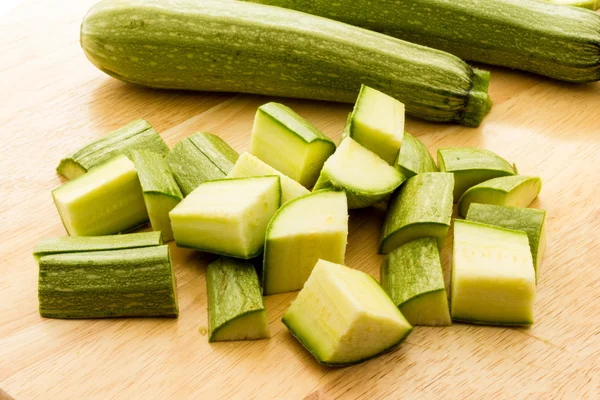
[{"xmin": 1, "ymin": 1, "xmax": 600, "ymax": 399}]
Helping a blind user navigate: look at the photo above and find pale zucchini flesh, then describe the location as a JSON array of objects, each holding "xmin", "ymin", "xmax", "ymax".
[
  {"xmin": 263, "ymin": 190, "xmax": 348, "ymax": 295},
  {"xmin": 52, "ymin": 155, "xmax": 149, "ymax": 236},
  {"xmin": 395, "ymin": 132, "xmax": 438, "ymax": 177},
  {"xmin": 56, "ymin": 119, "xmax": 168, "ymax": 180},
  {"xmin": 81, "ymin": 0, "xmax": 492, "ymax": 126},
  {"xmin": 283, "ymin": 259, "xmax": 413, "ymax": 366}
]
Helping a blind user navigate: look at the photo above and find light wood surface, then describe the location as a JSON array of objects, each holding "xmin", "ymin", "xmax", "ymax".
[{"xmin": 1, "ymin": 1, "xmax": 600, "ymax": 399}]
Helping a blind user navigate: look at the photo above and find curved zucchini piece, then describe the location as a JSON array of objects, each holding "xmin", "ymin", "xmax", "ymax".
[
  {"xmin": 381, "ymin": 238, "xmax": 451, "ymax": 326},
  {"xmin": 169, "ymin": 176, "xmax": 281, "ymax": 259},
  {"xmin": 189, "ymin": 132, "xmax": 239, "ymax": 174},
  {"xmin": 131, "ymin": 150, "xmax": 183, "ymax": 241},
  {"xmin": 348, "ymin": 85, "xmax": 404, "ymax": 165},
  {"xmin": 438, "ymin": 147, "xmax": 516, "ymax": 201},
  {"xmin": 81, "ymin": 0, "xmax": 492, "ymax": 126},
  {"xmin": 250, "ymin": 103, "xmax": 336, "ymax": 188},
  {"xmin": 283, "ymin": 259, "xmax": 413, "ymax": 366},
  {"xmin": 56, "ymin": 119, "xmax": 168, "ymax": 180},
  {"xmin": 380, "ymin": 173, "xmax": 454, "ymax": 254},
  {"xmin": 33, "ymin": 231, "xmax": 162, "ymax": 261},
  {"xmin": 466, "ymin": 203, "xmax": 546, "ymax": 282},
  {"xmin": 52, "ymin": 155, "xmax": 148, "ymax": 236},
  {"xmin": 207, "ymin": 257, "xmax": 270, "ymax": 342},
  {"xmin": 228, "ymin": 152, "xmax": 310, "ymax": 204},
  {"xmin": 313, "ymin": 137, "xmax": 406, "ymax": 209},
  {"xmin": 395, "ymin": 132, "xmax": 438, "ymax": 177},
  {"xmin": 246, "ymin": 0, "xmax": 600, "ymax": 83},
  {"xmin": 457, "ymin": 175, "xmax": 542, "ymax": 217},
  {"xmin": 38, "ymin": 245, "xmax": 178, "ymax": 319},
  {"xmin": 452, "ymin": 220, "xmax": 536, "ymax": 326},
  {"xmin": 263, "ymin": 190, "xmax": 348, "ymax": 295}
]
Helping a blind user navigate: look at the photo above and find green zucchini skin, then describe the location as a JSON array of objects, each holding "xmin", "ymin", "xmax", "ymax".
[
  {"xmin": 81, "ymin": 0, "xmax": 492, "ymax": 127},
  {"xmin": 38, "ymin": 245, "xmax": 178, "ymax": 319},
  {"xmin": 246, "ymin": 0, "xmax": 600, "ymax": 83}
]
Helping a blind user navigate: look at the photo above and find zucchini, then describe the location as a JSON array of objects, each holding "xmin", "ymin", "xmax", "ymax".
[
  {"xmin": 380, "ymin": 172, "xmax": 454, "ymax": 254},
  {"xmin": 207, "ymin": 257, "xmax": 270, "ymax": 342},
  {"xmin": 395, "ymin": 132, "xmax": 438, "ymax": 177},
  {"xmin": 169, "ymin": 176, "xmax": 281, "ymax": 259},
  {"xmin": 246, "ymin": 0, "xmax": 600, "ymax": 83},
  {"xmin": 57, "ymin": 119, "xmax": 168, "ymax": 180},
  {"xmin": 81, "ymin": 0, "xmax": 492, "ymax": 126},
  {"xmin": 347, "ymin": 85, "xmax": 405, "ymax": 165},
  {"xmin": 228, "ymin": 152, "xmax": 310, "ymax": 204},
  {"xmin": 457, "ymin": 175, "xmax": 542, "ymax": 217},
  {"xmin": 313, "ymin": 137, "xmax": 406, "ymax": 209},
  {"xmin": 283, "ymin": 259, "xmax": 413, "ymax": 366},
  {"xmin": 452, "ymin": 220, "xmax": 536, "ymax": 326},
  {"xmin": 131, "ymin": 150, "xmax": 183, "ymax": 241},
  {"xmin": 38, "ymin": 245, "xmax": 178, "ymax": 319},
  {"xmin": 263, "ymin": 190, "xmax": 348, "ymax": 295},
  {"xmin": 466, "ymin": 203, "xmax": 546, "ymax": 282},
  {"xmin": 381, "ymin": 238, "xmax": 451, "ymax": 326},
  {"xmin": 52, "ymin": 155, "xmax": 148, "ymax": 236},
  {"xmin": 544, "ymin": 0, "xmax": 599, "ymax": 10},
  {"xmin": 189, "ymin": 132, "xmax": 239, "ymax": 174},
  {"xmin": 250, "ymin": 103, "xmax": 336, "ymax": 188},
  {"xmin": 33, "ymin": 232, "xmax": 162, "ymax": 261}
]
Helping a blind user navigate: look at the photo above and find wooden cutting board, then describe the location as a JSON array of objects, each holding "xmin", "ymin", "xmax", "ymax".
[{"xmin": 1, "ymin": 1, "xmax": 599, "ymax": 398}]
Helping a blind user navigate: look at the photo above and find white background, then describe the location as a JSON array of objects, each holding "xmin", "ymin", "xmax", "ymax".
[{"xmin": 0, "ymin": 0, "xmax": 25, "ymax": 19}]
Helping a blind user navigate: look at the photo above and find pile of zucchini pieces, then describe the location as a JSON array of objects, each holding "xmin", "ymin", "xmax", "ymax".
[{"xmin": 35, "ymin": 85, "xmax": 546, "ymax": 366}]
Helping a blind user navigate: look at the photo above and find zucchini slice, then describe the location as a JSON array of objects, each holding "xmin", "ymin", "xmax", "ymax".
[
  {"xmin": 313, "ymin": 137, "xmax": 406, "ymax": 209},
  {"xmin": 381, "ymin": 238, "xmax": 451, "ymax": 326},
  {"xmin": 438, "ymin": 147, "xmax": 516, "ymax": 201},
  {"xmin": 395, "ymin": 132, "xmax": 438, "ymax": 177},
  {"xmin": 33, "ymin": 231, "xmax": 162, "ymax": 261},
  {"xmin": 348, "ymin": 85, "xmax": 405, "ymax": 165},
  {"xmin": 169, "ymin": 176, "xmax": 281, "ymax": 259},
  {"xmin": 228, "ymin": 152, "xmax": 310, "ymax": 204},
  {"xmin": 131, "ymin": 150, "xmax": 183, "ymax": 241},
  {"xmin": 380, "ymin": 172, "xmax": 454, "ymax": 254},
  {"xmin": 56, "ymin": 119, "xmax": 168, "ymax": 180},
  {"xmin": 283, "ymin": 259, "xmax": 413, "ymax": 366},
  {"xmin": 263, "ymin": 190, "xmax": 348, "ymax": 295},
  {"xmin": 207, "ymin": 257, "xmax": 270, "ymax": 342},
  {"xmin": 250, "ymin": 102, "xmax": 336, "ymax": 188},
  {"xmin": 457, "ymin": 175, "xmax": 542, "ymax": 217},
  {"xmin": 38, "ymin": 245, "xmax": 178, "ymax": 319},
  {"xmin": 466, "ymin": 203, "xmax": 546, "ymax": 282},
  {"xmin": 52, "ymin": 155, "xmax": 148, "ymax": 236},
  {"xmin": 189, "ymin": 132, "xmax": 239, "ymax": 174},
  {"xmin": 451, "ymin": 220, "xmax": 536, "ymax": 326}
]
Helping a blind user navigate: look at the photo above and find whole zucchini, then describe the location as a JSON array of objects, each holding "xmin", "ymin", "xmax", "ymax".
[
  {"xmin": 81, "ymin": 0, "xmax": 492, "ymax": 126},
  {"xmin": 245, "ymin": 0, "xmax": 600, "ymax": 83}
]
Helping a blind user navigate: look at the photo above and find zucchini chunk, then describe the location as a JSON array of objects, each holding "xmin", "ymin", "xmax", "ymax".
[{"xmin": 395, "ymin": 132, "xmax": 438, "ymax": 177}]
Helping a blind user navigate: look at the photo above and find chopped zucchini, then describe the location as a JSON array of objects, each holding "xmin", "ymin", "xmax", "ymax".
[
  {"xmin": 283, "ymin": 259, "xmax": 413, "ymax": 366},
  {"xmin": 381, "ymin": 238, "xmax": 451, "ymax": 326},
  {"xmin": 380, "ymin": 172, "xmax": 454, "ymax": 254},
  {"xmin": 131, "ymin": 150, "xmax": 183, "ymax": 241},
  {"xmin": 189, "ymin": 132, "xmax": 239, "ymax": 174},
  {"xmin": 207, "ymin": 257, "xmax": 270, "ymax": 342},
  {"xmin": 228, "ymin": 152, "xmax": 310, "ymax": 203},
  {"xmin": 52, "ymin": 155, "xmax": 148, "ymax": 236},
  {"xmin": 313, "ymin": 137, "xmax": 406, "ymax": 209},
  {"xmin": 395, "ymin": 132, "xmax": 438, "ymax": 177},
  {"xmin": 438, "ymin": 147, "xmax": 516, "ymax": 201},
  {"xmin": 457, "ymin": 175, "xmax": 542, "ymax": 217},
  {"xmin": 263, "ymin": 190, "xmax": 348, "ymax": 295},
  {"xmin": 451, "ymin": 220, "xmax": 536, "ymax": 326},
  {"xmin": 250, "ymin": 102, "xmax": 336, "ymax": 188},
  {"xmin": 348, "ymin": 85, "xmax": 405, "ymax": 165},
  {"xmin": 56, "ymin": 119, "xmax": 168, "ymax": 180},
  {"xmin": 466, "ymin": 203, "xmax": 547, "ymax": 282},
  {"xmin": 38, "ymin": 245, "xmax": 178, "ymax": 318},
  {"xmin": 169, "ymin": 176, "xmax": 281, "ymax": 259}
]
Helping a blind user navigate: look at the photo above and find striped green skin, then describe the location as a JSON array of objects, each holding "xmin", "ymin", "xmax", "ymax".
[
  {"xmin": 38, "ymin": 245, "xmax": 178, "ymax": 319},
  {"xmin": 395, "ymin": 132, "xmax": 438, "ymax": 177},
  {"xmin": 57, "ymin": 119, "xmax": 168, "ymax": 180},
  {"xmin": 81, "ymin": 0, "xmax": 492, "ymax": 127},
  {"xmin": 246, "ymin": 0, "xmax": 600, "ymax": 83},
  {"xmin": 189, "ymin": 132, "xmax": 239, "ymax": 174},
  {"xmin": 33, "ymin": 232, "xmax": 162, "ymax": 261}
]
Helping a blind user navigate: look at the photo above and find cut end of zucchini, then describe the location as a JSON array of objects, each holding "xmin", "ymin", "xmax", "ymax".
[
  {"xmin": 283, "ymin": 259, "xmax": 412, "ymax": 366},
  {"xmin": 56, "ymin": 159, "xmax": 87, "ymax": 181},
  {"xmin": 451, "ymin": 220, "xmax": 536, "ymax": 326},
  {"xmin": 461, "ymin": 69, "xmax": 492, "ymax": 128},
  {"xmin": 210, "ymin": 310, "xmax": 270, "ymax": 342},
  {"xmin": 400, "ymin": 290, "xmax": 451, "ymax": 327}
]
